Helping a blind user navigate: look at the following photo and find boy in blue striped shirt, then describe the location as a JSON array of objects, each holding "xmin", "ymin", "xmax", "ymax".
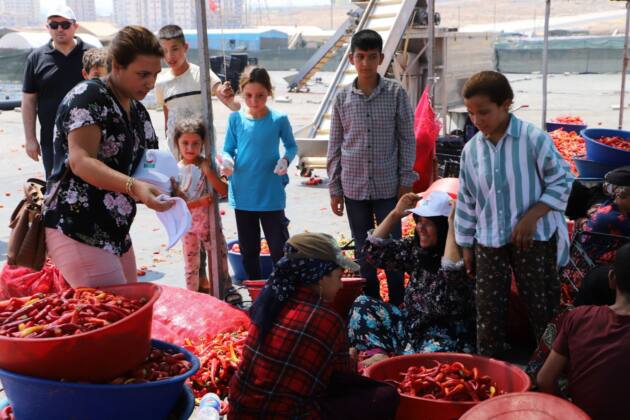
[{"xmin": 454, "ymin": 71, "xmax": 573, "ymax": 357}]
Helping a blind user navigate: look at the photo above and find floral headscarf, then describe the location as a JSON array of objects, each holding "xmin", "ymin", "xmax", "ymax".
[{"xmin": 249, "ymin": 243, "xmax": 338, "ymax": 341}]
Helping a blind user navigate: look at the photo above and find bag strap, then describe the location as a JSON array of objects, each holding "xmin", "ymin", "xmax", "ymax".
[{"xmin": 44, "ymin": 167, "xmax": 71, "ymax": 207}]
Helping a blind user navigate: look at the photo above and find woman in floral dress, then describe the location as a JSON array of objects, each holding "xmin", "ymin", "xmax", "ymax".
[
  {"xmin": 43, "ymin": 26, "xmax": 173, "ymax": 287},
  {"xmin": 347, "ymin": 189, "xmax": 476, "ymax": 364}
]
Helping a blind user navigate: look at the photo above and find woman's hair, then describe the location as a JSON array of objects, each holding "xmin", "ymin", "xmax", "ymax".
[
  {"xmin": 108, "ymin": 26, "xmax": 164, "ymax": 71},
  {"xmin": 173, "ymin": 118, "xmax": 207, "ymax": 155},
  {"xmin": 462, "ymin": 71, "xmax": 514, "ymax": 106},
  {"xmin": 413, "ymin": 215, "xmax": 449, "ymax": 260},
  {"xmin": 239, "ymin": 66, "xmax": 273, "ymax": 95}
]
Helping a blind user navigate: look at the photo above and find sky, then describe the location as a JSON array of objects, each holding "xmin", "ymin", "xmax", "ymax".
[{"xmin": 42, "ymin": 0, "xmax": 337, "ymax": 17}]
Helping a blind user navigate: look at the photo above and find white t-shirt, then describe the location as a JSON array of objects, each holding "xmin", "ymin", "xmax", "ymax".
[
  {"xmin": 155, "ymin": 63, "xmax": 221, "ymax": 156},
  {"xmin": 177, "ymin": 161, "xmax": 208, "ymax": 201}
]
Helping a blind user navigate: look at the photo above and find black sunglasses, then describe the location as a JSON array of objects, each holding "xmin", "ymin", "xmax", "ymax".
[{"xmin": 48, "ymin": 21, "xmax": 74, "ymax": 30}]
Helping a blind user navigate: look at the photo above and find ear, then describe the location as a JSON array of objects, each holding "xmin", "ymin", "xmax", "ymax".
[
  {"xmin": 110, "ymin": 58, "xmax": 122, "ymax": 72},
  {"xmin": 81, "ymin": 69, "xmax": 88, "ymax": 80},
  {"xmin": 501, "ymin": 99, "xmax": 513, "ymax": 112},
  {"xmin": 348, "ymin": 52, "xmax": 355, "ymax": 65},
  {"xmin": 378, "ymin": 52, "xmax": 385, "ymax": 65},
  {"xmin": 183, "ymin": 42, "xmax": 189, "ymax": 52}
]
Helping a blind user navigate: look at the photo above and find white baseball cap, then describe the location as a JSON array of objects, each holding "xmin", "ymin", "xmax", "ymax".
[
  {"xmin": 132, "ymin": 149, "xmax": 179, "ymax": 194},
  {"xmin": 407, "ymin": 191, "xmax": 454, "ymax": 218},
  {"xmin": 47, "ymin": 5, "xmax": 77, "ymax": 21}
]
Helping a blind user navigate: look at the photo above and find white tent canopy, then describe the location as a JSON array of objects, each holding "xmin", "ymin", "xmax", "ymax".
[{"xmin": 0, "ymin": 32, "xmax": 102, "ymax": 49}]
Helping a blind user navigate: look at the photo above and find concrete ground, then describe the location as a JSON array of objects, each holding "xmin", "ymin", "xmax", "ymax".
[
  {"xmin": 1, "ymin": 70, "xmax": 627, "ymax": 413},
  {"xmin": 0, "ymin": 71, "xmax": 629, "ymax": 289}
]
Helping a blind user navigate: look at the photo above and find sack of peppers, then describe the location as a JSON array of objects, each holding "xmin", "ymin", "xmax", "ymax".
[
  {"xmin": 396, "ymin": 360, "xmax": 505, "ymax": 402},
  {"xmin": 184, "ymin": 328, "xmax": 248, "ymax": 401}
]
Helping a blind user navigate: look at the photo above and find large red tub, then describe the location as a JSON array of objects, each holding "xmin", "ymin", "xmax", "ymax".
[
  {"xmin": 365, "ymin": 353, "xmax": 531, "ymax": 420},
  {"xmin": 0, "ymin": 282, "xmax": 161, "ymax": 382}
]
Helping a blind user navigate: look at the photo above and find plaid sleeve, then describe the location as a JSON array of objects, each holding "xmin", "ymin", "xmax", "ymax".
[
  {"xmin": 327, "ymin": 92, "xmax": 344, "ymax": 197},
  {"xmin": 396, "ymin": 87, "xmax": 417, "ymax": 188}
]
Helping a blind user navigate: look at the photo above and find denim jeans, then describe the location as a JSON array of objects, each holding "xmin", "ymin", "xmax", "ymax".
[{"xmin": 344, "ymin": 197, "xmax": 404, "ymax": 305}]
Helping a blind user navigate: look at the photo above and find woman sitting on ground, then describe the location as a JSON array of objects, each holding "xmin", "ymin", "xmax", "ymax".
[
  {"xmin": 347, "ymin": 186, "xmax": 475, "ymax": 365},
  {"xmin": 228, "ymin": 232, "xmax": 398, "ymax": 419}
]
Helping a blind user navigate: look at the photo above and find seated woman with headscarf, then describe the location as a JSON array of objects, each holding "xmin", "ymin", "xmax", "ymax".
[
  {"xmin": 526, "ymin": 167, "xmax": 630, "ymax": 386},
  {"xmin": 347, "ymin": 189, "xmax": 475, "ymax": 367},
  {"xmin": 577, "ymin": 166, "xmax": 630, "ymax": 264},
  {"xmin": 228, "ymin": 233, "xmax": 398, "ymax": 420}
]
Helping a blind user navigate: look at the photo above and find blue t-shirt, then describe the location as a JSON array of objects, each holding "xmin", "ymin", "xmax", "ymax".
[{"xmin": 223, "ymin": 108, "xmax": 297, "ymax": 211}]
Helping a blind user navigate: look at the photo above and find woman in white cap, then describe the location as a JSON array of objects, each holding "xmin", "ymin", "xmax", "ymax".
[
  {"xmin": 229, "ymin": 232, "xmax": 399, "ymax": 419},
  {"xmin": 347, "ymin": 183, "xmax": 475, "ymax": 366}
]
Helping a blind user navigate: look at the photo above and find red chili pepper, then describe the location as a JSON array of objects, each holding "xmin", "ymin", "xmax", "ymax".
[{"xmin": 397, "ymin": 360, "xmax": 505, "ymax": 402}]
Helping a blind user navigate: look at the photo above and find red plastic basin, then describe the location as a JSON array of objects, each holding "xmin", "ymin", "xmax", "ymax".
[
  {"xmin": 243, "ymin": 278, "xmax": 366, "ymax": 319},
  {"xmin": 364, "ymin": 353, "xmax": 531, "ymax": 420},
  {"xmin": 460, "ymin": 392, "xmax": 590, "ymax": 420},
  {"xmin": 0, "ymin": 283, "xmax": 161, "ymax": 382}
]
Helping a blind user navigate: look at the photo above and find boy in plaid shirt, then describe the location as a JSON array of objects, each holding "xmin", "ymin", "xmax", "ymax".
[{"xmin": 327, "ymin": 30, "xmax": 416, "ymax": 306}]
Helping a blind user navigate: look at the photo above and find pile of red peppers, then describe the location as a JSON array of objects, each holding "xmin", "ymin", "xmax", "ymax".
[
  {"xmin": 0, "ymin": 288, "xmax": 146, "ymax": 338},
  {"xmin": 596, "ymin": 136, "xmax": 630, "ymax": 151},
  {"xmin": 397, "ymin": 361, "xmax": 504, "ymax": 402},
  {"xmin": 184, "ymin": 328, "xmax": 248, "ymax": 400},
  {"xmin": 109, "ymin": 346, "xmax": 193, "ymax": 384}
]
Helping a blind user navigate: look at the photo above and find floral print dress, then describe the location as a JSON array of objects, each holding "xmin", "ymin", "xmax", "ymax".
[
  {"xmin": 347, "ymin": 234, "xmax": 476, "ymax": 354},
  {"xmin": 43, "ymin": 78, "xmax": 158, "ymax": 255}
]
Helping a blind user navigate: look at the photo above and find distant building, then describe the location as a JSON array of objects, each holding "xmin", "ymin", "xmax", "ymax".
[
  {"xmin": 183, "ymin": 28, "xmax": 288, "ymax": 51},
  {"xmin": 67, "ymin": 0, "xmax": 97, "ymax": 21},
  {"xmin": 0, "ymin": 0, "xmax": 39, "ymax": 26},
  {"xmin": 112, "ymin": 0, "xmax": 244, "ymax": 31}
]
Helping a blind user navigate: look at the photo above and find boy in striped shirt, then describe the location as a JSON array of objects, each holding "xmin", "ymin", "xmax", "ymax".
[{"xmin": 454, "ymin": 71, "xmax": 573, "ymax": 357}]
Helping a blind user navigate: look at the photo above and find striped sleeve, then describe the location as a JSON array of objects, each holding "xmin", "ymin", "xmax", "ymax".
[
  {"xmin": 535, "ymin": 133, "xmax": 573, "ymax": 212},
  {"xmin": 327, "ymin": 92, "xmax": 344, "ymax": 197},
  {"xmin": 455, "ymin": 147, "xmax": 477, "ymax": 248}
]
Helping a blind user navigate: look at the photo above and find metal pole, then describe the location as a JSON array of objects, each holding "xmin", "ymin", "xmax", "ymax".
[
  {"xmin": 427, "ymin": 0, "xmax": 435, "ymax": 99},
  {"xmin": 542, "ymin": 0, "xmax": 550, "ymax": 128},
  {"xmin": 331, "ymin": 0, "xmax": 334, "ymax": 29},
  {"xmin": 195, "ymin": 0, "xmax": 225, "ymax": 298},
  {"xmin": 619, "ymin": 1, "xmax": 630, "ymax": 129}
]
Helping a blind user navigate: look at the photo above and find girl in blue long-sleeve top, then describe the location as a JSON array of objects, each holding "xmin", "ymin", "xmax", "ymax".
[{"xmin": 222, "ymin": 67, "xmax": 298, "ymax": 280}]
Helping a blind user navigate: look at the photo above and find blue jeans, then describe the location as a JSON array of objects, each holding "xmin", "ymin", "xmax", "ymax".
[{"xmin": 344, "ymin": 197, "xmax": 404, "ymax": 305}]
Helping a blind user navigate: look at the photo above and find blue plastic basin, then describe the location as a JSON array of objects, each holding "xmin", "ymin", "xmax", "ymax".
[
  {"xmin": 546, "ymin": 122, "xmax": 587, "ymax": 134},
  {"xmin": 581, "ymin": 128, "xmax": 630, "ymax": 166},
  {"xmin": 227, "ymin": 239, "xmax": 274, "ymax": 282},
  {"xmin": 573, "ymin": 155, "xmax": 622, "ymax": 179},
  {"xmin": 0, "ymin": 339, "xmax": 200, "ymax": 420}
]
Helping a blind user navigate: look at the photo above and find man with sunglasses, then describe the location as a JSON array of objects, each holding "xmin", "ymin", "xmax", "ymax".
[{"xmin": 21, "ymin": 5, "xmax": 93, "ymax": 179}]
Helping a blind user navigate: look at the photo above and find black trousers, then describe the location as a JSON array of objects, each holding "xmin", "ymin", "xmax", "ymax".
[{"xmin": 234, "ymin": 209, "xmax": 289, "ymax": 280}]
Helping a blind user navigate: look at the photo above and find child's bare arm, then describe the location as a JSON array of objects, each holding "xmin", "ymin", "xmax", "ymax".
[{"xmin": 199, "ymin": 158, "xmax": 228, "ymax": 197}]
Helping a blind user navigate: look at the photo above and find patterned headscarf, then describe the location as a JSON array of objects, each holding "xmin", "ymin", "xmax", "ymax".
[{"xmin": 249, "ymin": 243, "xmax": 338, "ymax": 341}]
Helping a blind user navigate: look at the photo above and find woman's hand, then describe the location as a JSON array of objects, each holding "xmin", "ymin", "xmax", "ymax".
[
  {"xmin": 361, "ymin": 353, "xmax": 389, "ymax": 369},
  {"xmin": 132, "ymin": 180, "xmax": 174, "ymax": 212},
  {"xmin": 394, "ymin": 193, "xmax": 420, "ymax": 218},
  {"xmin": 511, "ymin": 213, "xmax": 537, "ymax": 251},
  {"xmin": 463, "ymin": 247, "xmax": 475, "ymax": 278},
  {"xmin": 169, "ymin": 177, "xmax": 187, "ymax": 201}
]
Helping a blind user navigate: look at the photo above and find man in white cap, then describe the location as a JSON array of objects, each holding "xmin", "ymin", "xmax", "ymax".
[{"xmin": 22, "ymin": 5, "xmax": 94, "ymax": 178}]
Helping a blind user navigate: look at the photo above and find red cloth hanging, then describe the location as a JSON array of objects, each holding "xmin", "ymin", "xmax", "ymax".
[{"xmin": 412, "ymin": 86, "xmax": 442, "ymax": 193}]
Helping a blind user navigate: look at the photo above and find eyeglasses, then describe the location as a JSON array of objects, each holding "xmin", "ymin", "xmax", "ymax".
[{"xmin": 48, "ymin": 21, "xmax": 74, "ymax": 30}]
